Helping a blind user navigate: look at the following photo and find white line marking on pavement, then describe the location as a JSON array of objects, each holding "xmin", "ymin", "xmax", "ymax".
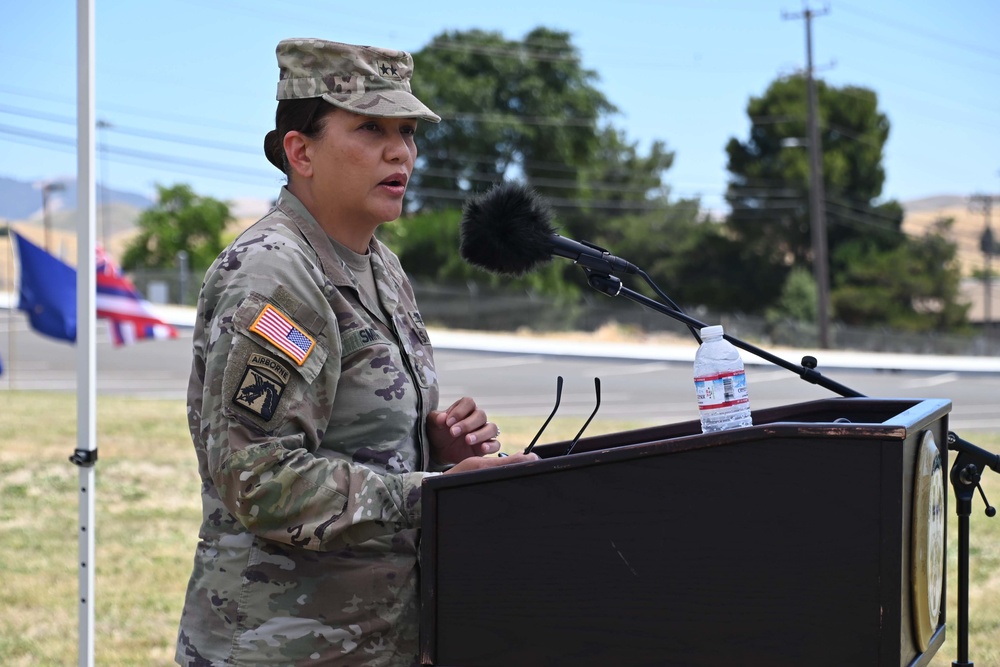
[
  {"xmin": 437, "ymin": 355, "xmax": 544, "ymax": 371},
  {"xmin": 901, "ymin": 373, "xmax": 959, "ymax": 388}
]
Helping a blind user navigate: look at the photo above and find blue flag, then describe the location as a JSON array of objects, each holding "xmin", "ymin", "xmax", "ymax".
[{"xmin": 14, "ymin": 232, "xmax": 77, "ymax": 342}]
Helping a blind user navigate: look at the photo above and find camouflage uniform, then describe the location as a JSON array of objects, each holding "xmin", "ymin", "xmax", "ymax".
[{"xmin": 175, "ymin": 187, "xmax": 440, "ymax": 666}]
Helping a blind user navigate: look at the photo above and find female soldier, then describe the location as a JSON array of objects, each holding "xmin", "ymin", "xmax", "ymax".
[{"xmin": 176, "ymin": 38, "xmax": 536, "ymax": 667}]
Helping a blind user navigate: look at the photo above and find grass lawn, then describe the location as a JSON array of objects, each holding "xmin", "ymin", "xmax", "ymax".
[{"xmin": 1, "ymin": 391, "xmax": 997, "ymax": 665}]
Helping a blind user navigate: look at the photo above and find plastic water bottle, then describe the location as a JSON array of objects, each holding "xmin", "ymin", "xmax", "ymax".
[{"xmin": 693, "ymin": 325, "xmax": 752, "ymax": 432}]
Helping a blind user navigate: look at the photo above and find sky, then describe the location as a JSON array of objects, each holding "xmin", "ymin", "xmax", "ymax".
[{"xmin": 1, "ymin": 0, "xmax": 999, "ymax": 216}]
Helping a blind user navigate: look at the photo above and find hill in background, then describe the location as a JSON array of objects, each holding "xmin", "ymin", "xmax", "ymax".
[
  {"xmin": 0, "ymin": 175, "xmax": 154, "ymax": 220},
  {"xmin": 0, "ymin": 176, "xmax": 270, "ymax": 294},
  {"xmin": 1, "ymin": 174, "xmax": 995, "ymax": 285},
  {"xmin": 900, "ymin": 195, "xmax": 995, "ymax": 276}
]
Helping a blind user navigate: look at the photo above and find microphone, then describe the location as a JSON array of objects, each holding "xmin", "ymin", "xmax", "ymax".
[{"xmin": 460, "ymin": 182, "xmax": 640, "ymax": 277}]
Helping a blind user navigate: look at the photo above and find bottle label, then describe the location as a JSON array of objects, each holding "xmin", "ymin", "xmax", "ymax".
[{"xmin": 695, "ymin": 370, "xmax": 749, "ymax": 410}]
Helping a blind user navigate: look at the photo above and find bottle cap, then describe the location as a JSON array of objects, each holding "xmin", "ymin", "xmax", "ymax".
[{"xmin": 700, "ymin": 325, "xmax": 724, "ymax": 338}]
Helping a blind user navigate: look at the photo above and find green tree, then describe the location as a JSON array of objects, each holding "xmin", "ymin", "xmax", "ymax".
[
  {"xmin": 768, "ymin": 267, "xmax": 818, "ymax": 324},
  {"xmin": 717, "ymin": 75, "xmax": 972, "ymax": 327},
  {"xmin": 540, "ymin": 126, "xmax": 695, "ymax": 300},
  {"xmin": 584, "ymin": 198, "xmax": 719, "ymax": 306},
  {"xmin": 401, "ymin": 27, "xmax": 697, "ymax": 305},
  {"xmin": 410, "ymin": 27, "xmax": 615, "ymax": 211},
  {"xmin": 378, "ymin": 208, "xmax": 578, "ymax": 301},
  {"xmin": 831, "ymin": 218, "xmax": 969, "ymax": 332},
  {"xmin": 668, "ymin": 219, "xmax": 788, "ymax": 313},
  {"xmin": 724, "ymin": 76, "xmax": 900, "ymax": 276},
  {"xmin": 122, "ymin": 184, "xmax": 232, "ymax": 270},
  {"xmin": 570, "ymin": 127, "xmax": 676, "ymax": 232}
]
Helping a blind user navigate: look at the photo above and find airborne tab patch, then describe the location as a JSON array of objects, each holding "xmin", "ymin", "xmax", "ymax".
[
  {"xmin": 247, "ymin": 353, "xmax": 290, "ymax": 384},
  {"xmin": 249, "ymin": 304, "xmax": 315, "ymax": 365},
  {"xmin": 233, "ymin": 355, "xmax": 289, "ymax": 421}
]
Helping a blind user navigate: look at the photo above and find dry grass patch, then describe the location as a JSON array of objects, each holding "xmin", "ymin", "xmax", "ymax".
[
  {"xmin": 1, "ymin": 392, "xmax": 200, "ymax": 666},
  {"xmin": 1, "ymin": 392, "xmax": 996, "ymax": 665}
]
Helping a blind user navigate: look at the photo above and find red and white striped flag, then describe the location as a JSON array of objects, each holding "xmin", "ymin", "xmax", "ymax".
[{"xmin": 95, "ymin": 246, "xmax": 178, "ymax": 346}]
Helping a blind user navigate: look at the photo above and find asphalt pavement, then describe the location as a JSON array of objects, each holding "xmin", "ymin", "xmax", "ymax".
[{"xmin": 3, "ymin": 301, "xmax": 1000, "ymax": 433}]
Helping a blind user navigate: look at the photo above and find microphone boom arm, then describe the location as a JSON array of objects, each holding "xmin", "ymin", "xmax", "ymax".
[{"xmin": 584, "ymin": 270, "xmax": 864, "ymax": 398}]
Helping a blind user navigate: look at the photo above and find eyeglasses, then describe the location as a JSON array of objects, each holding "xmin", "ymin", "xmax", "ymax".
[{"xmin": 523, "ymin": 376, "xmax": 601, "ymax": 456}]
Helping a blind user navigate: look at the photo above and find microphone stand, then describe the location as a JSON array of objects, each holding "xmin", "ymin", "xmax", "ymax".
[
  {"xmin": 584, "ymin": 271, "xmax": 863, "ymax": 398},
  {"xmin": 945, "ymin": 432, "xmax": 999, "ymax": 667},
  {"xmin": 584, "ymin": 268, "xmax": 999, "ymax": 666}
]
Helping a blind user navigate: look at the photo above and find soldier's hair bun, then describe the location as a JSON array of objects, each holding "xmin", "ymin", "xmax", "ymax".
[{"xmin": 264, "ymin": 129, "xmax": 285, "ymax": 172}]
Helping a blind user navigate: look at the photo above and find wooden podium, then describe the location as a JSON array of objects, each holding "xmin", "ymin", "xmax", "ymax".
[{"xmin": 419, "ymin": 397, "xmax": 950, "ymax": 667}]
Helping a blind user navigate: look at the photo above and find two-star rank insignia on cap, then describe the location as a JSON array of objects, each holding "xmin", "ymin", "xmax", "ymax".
[{"xmin": 249, "ymin": 304, "xmax": 315, "ymax": 365}]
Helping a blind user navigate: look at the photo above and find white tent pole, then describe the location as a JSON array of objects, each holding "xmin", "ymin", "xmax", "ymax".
[{"xmin": 73, "ymin": 0, "xmax": 98, "ymax": 666}]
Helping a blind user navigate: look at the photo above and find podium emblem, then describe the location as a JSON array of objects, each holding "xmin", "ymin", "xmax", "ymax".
[{"xmin": 911, "ymin": 430, "xmax": 945, "ymax": 651}]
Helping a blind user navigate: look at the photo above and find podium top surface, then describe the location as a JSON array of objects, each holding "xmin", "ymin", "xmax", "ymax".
[{"xmin": 423, "ymin": 397, "xmax": 951, "ymax": 491}]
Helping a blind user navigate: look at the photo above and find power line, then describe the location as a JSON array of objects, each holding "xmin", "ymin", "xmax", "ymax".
[
  {"xmin": 0, "ymin": 122, "xmax": 688, "ymax": 211},
  {"xmin": 836, "ymin": 1, "xmax": 1000, "ymax": 61},
  {"xmin": 826, "ymin": 18, "xmax": 1000, "ymax": 80},
  {"xmin": 0, "ymin": 103, "xmax": 683, "ymax": 200},
  {"xmin": 0, "ymin": 102, "xmax": 75, "ymax": 126},
  {"xmin": 0, "ymin": 103, "xmax": 262, "ymax": 155},
  {"xmin": 1, "ymin": 81, "xmax": 611, "ymax": 136},
  {"xmin": 0, "ymin": 118, "xmax": 677, "ymax": 202},
  {"xmin": 0, "ymin": 83, "xmax": 264, "ymax": 134},
  {"xmin": 437, "ymin": 111, "xmax": 597, "ymax": 127},
  {"xmin": 0, "ymin": 51, "xmax": 986, "ymax": 217},
  {"xmin": 104, "ymin": 124, "xmax": 260, "ymax": 155},
  {"xmin": 427, "ymin": 39, "xmax": 580, "ymax": 64},
  {"xmin": 2, "ymin": 115, "xmax": 978, "ymax": 238},
  {"xmin": 0, "ymin": 123, "xmax": 277, "ymax": 186},
  {"xmin": 0, "ymin": 123, "xmax": 74, "ymax": 148}
]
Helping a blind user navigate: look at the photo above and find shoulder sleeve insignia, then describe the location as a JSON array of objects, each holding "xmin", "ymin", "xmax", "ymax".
[
  {"xmin": 233, "ymin": 354, "xmax": 289, "ymax": 421},
  {"xmin": 249, "ymin": 303, "xmax": 316, "ymax": 365}
]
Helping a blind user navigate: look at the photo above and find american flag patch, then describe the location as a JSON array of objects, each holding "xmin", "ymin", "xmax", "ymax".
[{"xmin": 249, "ymin": 304, "xmax": 315, "ymax": 365}]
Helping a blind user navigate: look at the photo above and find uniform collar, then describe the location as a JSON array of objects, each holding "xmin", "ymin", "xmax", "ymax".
[{"xmin": 274, "ymin": 187, "xmax": 401, "ymax": 310}]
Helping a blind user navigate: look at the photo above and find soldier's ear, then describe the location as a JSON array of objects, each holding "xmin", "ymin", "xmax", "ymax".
[{"xmin": 283, "ymin": 131, "xmax": 313, "ymax": 178}]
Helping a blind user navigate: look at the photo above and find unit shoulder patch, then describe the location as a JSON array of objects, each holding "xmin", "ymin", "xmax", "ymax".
[{"xmin": 233, "ymin": 354, "xmax": 289, "ymax": 421}]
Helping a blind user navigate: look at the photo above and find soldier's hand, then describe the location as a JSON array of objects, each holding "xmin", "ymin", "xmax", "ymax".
[
  {"xmin": 443, "ymin": 452, "xmax": 538, "ymax": 474},
  {"xmin": 427, "ymin": 396, "xmax": 501, "ymax": 464}
]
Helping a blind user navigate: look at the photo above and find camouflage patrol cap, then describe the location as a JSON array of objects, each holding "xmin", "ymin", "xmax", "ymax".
[{"xmin": 275, "ymin": 38, "xmax": 441, "ymax": 123}]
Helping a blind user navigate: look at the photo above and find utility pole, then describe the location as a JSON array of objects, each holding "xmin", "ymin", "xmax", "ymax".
[
  {"xmin": 784, "ymin": 5, "xmax": 831, "ymax": 348},
  {"xmin": 5, "ymin": 218, "xmax": 13, "ymax": 388},
  {"xmin": 94, "ymin": 119, "xmax": 112, "ymax": 252},
  {"xmin": 97, "ymin": 119, "xmax": 112, "ymax": 250},
  {"xmin": 969, "ymin": 193, "xmax": 997, "ymax": 339},
  {"xmin": 41, "ymin": 181, "xmax": 66, "ymax": 252}
]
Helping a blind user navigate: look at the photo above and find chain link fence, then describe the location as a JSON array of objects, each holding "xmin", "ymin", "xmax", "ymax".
[
  {"xmin": 127, "ymin": 270, "xmax": 999, "ymax": 357},
  {"xmin": 130, "ymin": 269, "xmax": 201, "ymax": 307},
  {"xmin": 411, "ymin": 281, "xmax": 999, "ymax": 356}
]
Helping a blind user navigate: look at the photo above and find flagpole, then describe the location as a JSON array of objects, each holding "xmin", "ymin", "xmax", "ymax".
[{"xmin": 74, "ymin": 0, "xmax": 98, "ymax": 665}]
